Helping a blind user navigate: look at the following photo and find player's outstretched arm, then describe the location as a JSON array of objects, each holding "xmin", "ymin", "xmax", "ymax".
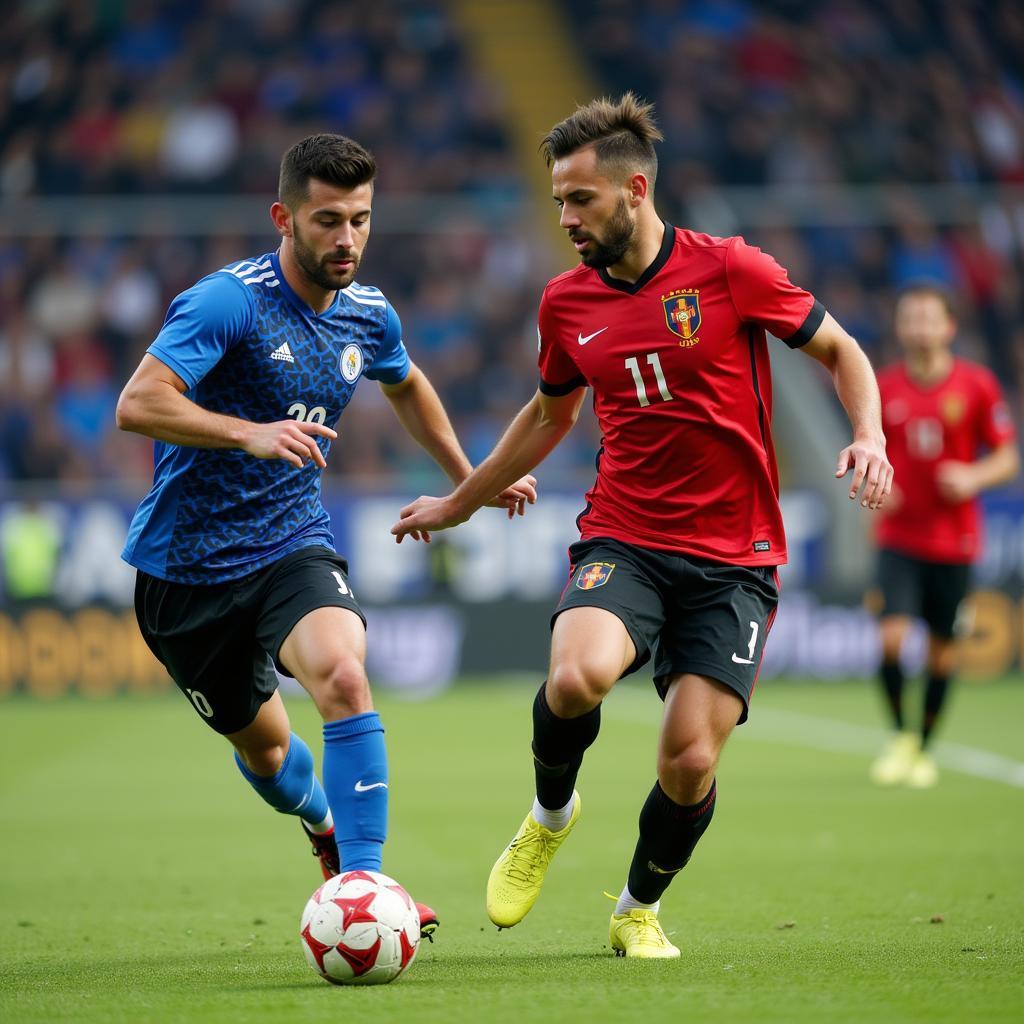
[
  {"xmin": 799, "ymin": 312, "xmax": 893, "ymax": 510},
  {"xmin": 936, "ymin": 441, "xmax": 1020, "ymax": 503},
  {"xmin": 391, "ymin": 387, "xmax": 585, "ymax": 543},
  {"xmin": 380, "ymin": 362, "xmax": 538, "ymax": 518},
  {"xmin": 116, "ymin": 353, "xmax": 336, "ymax": 468}
]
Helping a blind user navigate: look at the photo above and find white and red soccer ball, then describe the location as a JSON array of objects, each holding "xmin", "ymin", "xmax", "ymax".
[{"xmin": 300, "ymin": 870, "xmax": 420, "ymax": 985}]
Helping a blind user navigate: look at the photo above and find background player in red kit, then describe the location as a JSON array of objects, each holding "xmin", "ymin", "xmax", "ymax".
[
  {"xmin": 391, "ymin": 94, "xmax": 892, "ymax": 957},
  {"xmin": 870, "ymin": 284, "xmax": 1018, "ymax": 788}
]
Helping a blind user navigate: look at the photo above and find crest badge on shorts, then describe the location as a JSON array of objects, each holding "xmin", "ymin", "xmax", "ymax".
[
  {"xmin": 340, "ymin": 343, "xmax": 364, "ymax": 383},
  {"xmin": 661, "ymin": 289, "xmax": 701, "ymax": 346},
  {"xmin": 576, "ymin": 562, "xmax": 616, "ymax": 590}
]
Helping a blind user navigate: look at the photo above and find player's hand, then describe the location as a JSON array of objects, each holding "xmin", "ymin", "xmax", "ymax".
[
  {"xmin": 935, "ymin": 460, "xmax": 978, "ymax": 504},
  {"xmin": 836, "ymin": 437, "xmax": 892, "ymax": 510},
  {"xmin": 391, "ymin": 495, "xmax": 470, "ymax": 544},
  {"xmin": 242, "ymin": 420, "xmax": 337, "ymax": 469},
  {"xmin": 484, "ymin": 474, "xmax": 538, "ymax": 518}
]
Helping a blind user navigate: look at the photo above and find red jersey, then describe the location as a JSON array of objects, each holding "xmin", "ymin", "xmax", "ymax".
[
  {"xmin": 877, "ymin": 358, "xmax": 1015, "ymax": 563},
  {"xmin": 537, "ymin": 224, "xmax": 823, "ymax": 566}
]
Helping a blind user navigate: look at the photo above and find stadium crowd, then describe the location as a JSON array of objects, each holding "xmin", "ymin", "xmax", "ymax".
[
  {"xmin": 570, "ymin": 0, "xmax": 1024, "ymax": 377},
  {"xmin": 1, "ymin": 0, "xmax": 1022, "ymax": 487}
]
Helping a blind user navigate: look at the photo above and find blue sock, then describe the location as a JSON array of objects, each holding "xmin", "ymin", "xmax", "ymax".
[
  {"xmin": 322, "ymin": 712, "xmax": 388, "ymax": 871},
  {"xmin": 234, "ymin": 732, "xmax": 330, "ymax": 826}
]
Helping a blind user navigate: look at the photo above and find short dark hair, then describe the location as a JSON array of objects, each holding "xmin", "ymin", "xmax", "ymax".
[
  {"xmin": 895, "ymin": 281, "xmax": 957, "ymax": 319},
  {"xmin": 540, "ymin": 92, "xmax": 663, "ymax": 187},
  {"xmin": 278, "ymin": 133, "xmax": 376, "ymax": 208}
]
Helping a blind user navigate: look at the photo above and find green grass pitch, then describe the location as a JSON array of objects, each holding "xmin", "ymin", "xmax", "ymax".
[{"xmin": 2, "ymin": 677, "xmax": 1022, "ymax": 1024}]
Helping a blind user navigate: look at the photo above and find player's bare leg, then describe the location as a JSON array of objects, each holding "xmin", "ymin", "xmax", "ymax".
[
  {"xmin": 227, "ymin": 690, "xmax": 292, "ymax": 775},
  {"xmin": 279, "ymin": 607, "xmax": 384, "ymax": 872},
  {"xmin": 278, "ymin": 607, "xmax": 437, "ymax": 934},
  {"xmin": 872, "ymin": 615, "xmax": 919, "ymax": 785},
  {"xmin": 657, "ymin": 673, "xmax": 741, "ymax": 805},
  {"xmin": 487, "ymin": 607, "xmax": 635, "ymax": 928},
  {"xmin": 610, "ymin": 673, "xmax": 738, "ymax": 958},
  {"xmin": 279, "ymin": 606, "xmax": 373, "ymax": 721},
  {"xmin": 227, "ymin": 690, "xmax": 339, "ymax": 877},
  {"xmin": 546, "ymin": 606, "xmax": 636, "ymax": 716}
]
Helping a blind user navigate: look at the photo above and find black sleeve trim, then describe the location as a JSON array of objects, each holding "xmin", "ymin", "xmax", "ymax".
[
  {"xmin": 539, "ymin": 374, "xmax": 587, "ymax": 396},
  {"xmin": 782, "ymin": 299, "xmax": 826, "ymax": 349}
]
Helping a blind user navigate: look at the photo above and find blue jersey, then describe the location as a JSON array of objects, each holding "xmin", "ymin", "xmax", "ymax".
[{"xmin": 122, "ymin": 251, "xmax": 410, "ymax": 584}]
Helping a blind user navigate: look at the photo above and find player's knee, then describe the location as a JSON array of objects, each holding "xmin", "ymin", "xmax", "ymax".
[
  {"xmin": 238, "ymin": 742, "xmax": 287, "ymax": 777},
  {"xmin": 879, "ymin": 618, "xmax": 907, "ymax": 661},
  {"xmin": 659, "ymin": 741, "xmax": 718, "ymax": 800},
  {"xmin": 307, "ymin": 655, "xmax": 371, "ymax": 719},
  {"xmin": 547, "ymin": 660, "xmax": 612, "ymax": 715}
]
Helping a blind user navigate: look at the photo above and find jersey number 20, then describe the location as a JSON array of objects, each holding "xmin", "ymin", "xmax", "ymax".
[{"xmin": 288, "ymin": 403, "xmax": 328, "ymax": 424}]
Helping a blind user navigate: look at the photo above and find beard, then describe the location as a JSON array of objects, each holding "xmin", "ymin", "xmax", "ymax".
[
  {"xmin": 292, "ymin": 223, "xmax": 361, "ymax": 291},
  {"xmin": 574, "ymin": 197, "xmax": 636, "ymax": 269}
]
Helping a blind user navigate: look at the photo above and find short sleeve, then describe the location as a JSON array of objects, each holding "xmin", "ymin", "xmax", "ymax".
[
  {"xmin": 364, "ymin": 301, "xmax": 411, "ymax": 384},
  {"xmin": 148, "ymin": 273, "xmax": 255, "ymax": 388},
  {"xmin": 726, "ymin": 237, "xmax": 825, "ymax": 348},
  {"xmin": 537, "ymin": 290, "xmax": 586, "ymax": 396},
  {"xmin": 974, "ymin": 368, "xmax": 1016, "ymax": 449}
]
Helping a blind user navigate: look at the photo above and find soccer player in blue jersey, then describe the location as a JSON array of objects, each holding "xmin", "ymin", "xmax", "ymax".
[{"xmin": 116, "ymin": 134, "xmax": 536, "ymax": 936}]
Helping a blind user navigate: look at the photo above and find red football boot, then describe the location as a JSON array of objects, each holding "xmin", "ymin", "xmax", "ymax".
[
  {"xmin": 301, "ymin": 822, "xmax": 340, "ymax": 880},
  {"xmin": 416, "ymin": 902, "xmax": 439, "ymax": 942}
]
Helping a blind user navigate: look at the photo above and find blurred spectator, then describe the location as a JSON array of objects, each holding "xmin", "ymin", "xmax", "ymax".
[
  {"xmin": 0, "ymin": 499, "xmax": 61, "ymax": 604},
  {"xmin": 571, "ymin": 0, "xmax": 1024, "ymax": 431},
  {"xmin": 0, "ymin": 0, "xmax": 1022, "ymax": 489},
  {"xmin": 0, "ymin": 0, "xmax": 531, "ymax": 487}
]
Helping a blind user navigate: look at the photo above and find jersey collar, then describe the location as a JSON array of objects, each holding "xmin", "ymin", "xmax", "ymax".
[
  {"xmin": 597, "ymin": 220, "xmax": 674, "ymax": 295},
  {"xmin": 270, "ymin": 250, "xmax": 341, "ymax": 320}
]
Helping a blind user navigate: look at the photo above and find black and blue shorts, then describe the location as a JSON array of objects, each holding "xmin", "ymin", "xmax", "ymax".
[{"xmin": 134, "ymin": 545, "xmax": 364, "ymax": 734}]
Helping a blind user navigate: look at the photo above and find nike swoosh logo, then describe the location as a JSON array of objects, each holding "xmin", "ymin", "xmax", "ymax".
[
  {"xmin": 731, "ymin": 654, "xmax": 754, "ymax": 665},
  {"xmin": 647, "ymin": 861, "xmax": 683, "ymax": 875},
  {"xmin": 577, "ymin": 327, "xmax": 609, "ymax": 345},
  {"xmin": 354, "ymin": 780, "xmax": 389, "ymax": 792}
]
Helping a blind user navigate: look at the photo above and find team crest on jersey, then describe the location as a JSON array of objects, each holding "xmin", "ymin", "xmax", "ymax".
[
  {"xmin": 340, "ymin": 344, "xmax": 364, "ymax": 383},
  {"xmin": 661, "ymin": 289, "xmax": 701, "ymax": 346},
  {"xmin": 576, "ymin": 562, "xmax": 615, "ymax": 590},
  {"xmin": 940, "ymin": 393, "xmax": 966, "ymax": 425}
]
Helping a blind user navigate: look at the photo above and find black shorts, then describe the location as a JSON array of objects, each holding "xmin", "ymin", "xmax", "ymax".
[
  {"xmin": 876, "ymin": 548, "xmax": 971, "ymax": 639},
  {"xmin": 134, "ymin": 545, "xmax": 365, "ymax": 734},
  {"xmin": 553, "ymin": 538, "xmax": 780, "ymax": 723}
]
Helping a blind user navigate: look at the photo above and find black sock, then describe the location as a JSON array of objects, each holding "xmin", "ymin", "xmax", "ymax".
[
  {"xmin": 531, "ymin": 682, "xmax": 601, "ymax": 810},
  {"xmin": 880, "ymin": 660, "xmax": 905, "ymax": 730},
  {"xmin": 626, "ymin": 780, "xmax": 717, "ymax": 905},
  {"xmin": 922, "ymin": 672, "xmax": 951, "ymax": 748}
]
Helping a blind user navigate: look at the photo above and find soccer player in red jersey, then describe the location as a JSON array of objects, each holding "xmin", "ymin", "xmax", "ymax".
[
  {"xmin": 870, "ymin": 284, "xmax": 1018, "ymax": 788},
  {"xmin": 391, "ymin": 94, "xmax": 892, "ymax": 956}
]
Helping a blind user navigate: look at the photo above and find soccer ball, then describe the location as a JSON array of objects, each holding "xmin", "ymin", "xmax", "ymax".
[{"xmin": 299, "ymin": 870, "xmax": 420, "ymax": 985}]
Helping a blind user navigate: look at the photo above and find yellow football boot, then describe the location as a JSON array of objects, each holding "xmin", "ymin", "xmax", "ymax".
[
  {"xmin": 486, "ymin": 792, "xmax": 580, "ymax": 928},
  {"xmin": 905, "ymin": 750, "xmax": 939, "ymax": 788},
  {"xmin": 609, "ymin": 909, "xmax": 681, "ymax": 958},
  {"xmin": 869, "ymin": 732, "xmax": 920, "ymax": 786}
]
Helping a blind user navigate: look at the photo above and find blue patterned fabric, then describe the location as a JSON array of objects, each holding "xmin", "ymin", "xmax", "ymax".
[{"xmin": 122, "ymin": 250, "xmax": 409, "ymax": 583}]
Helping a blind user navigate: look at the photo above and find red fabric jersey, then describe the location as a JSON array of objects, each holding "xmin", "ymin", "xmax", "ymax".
[
  {"xmin": 876, "ymin": 358, "xmax": 1015, "ymax": 563},
  {"xmin": 537, "ymin": 224, "xmax": 824, "ymax": 566}
]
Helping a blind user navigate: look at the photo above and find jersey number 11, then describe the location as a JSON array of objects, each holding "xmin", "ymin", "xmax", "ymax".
[{"xmin": 625, "ymin": 353, "xmax": 674, "ymax": 407}]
